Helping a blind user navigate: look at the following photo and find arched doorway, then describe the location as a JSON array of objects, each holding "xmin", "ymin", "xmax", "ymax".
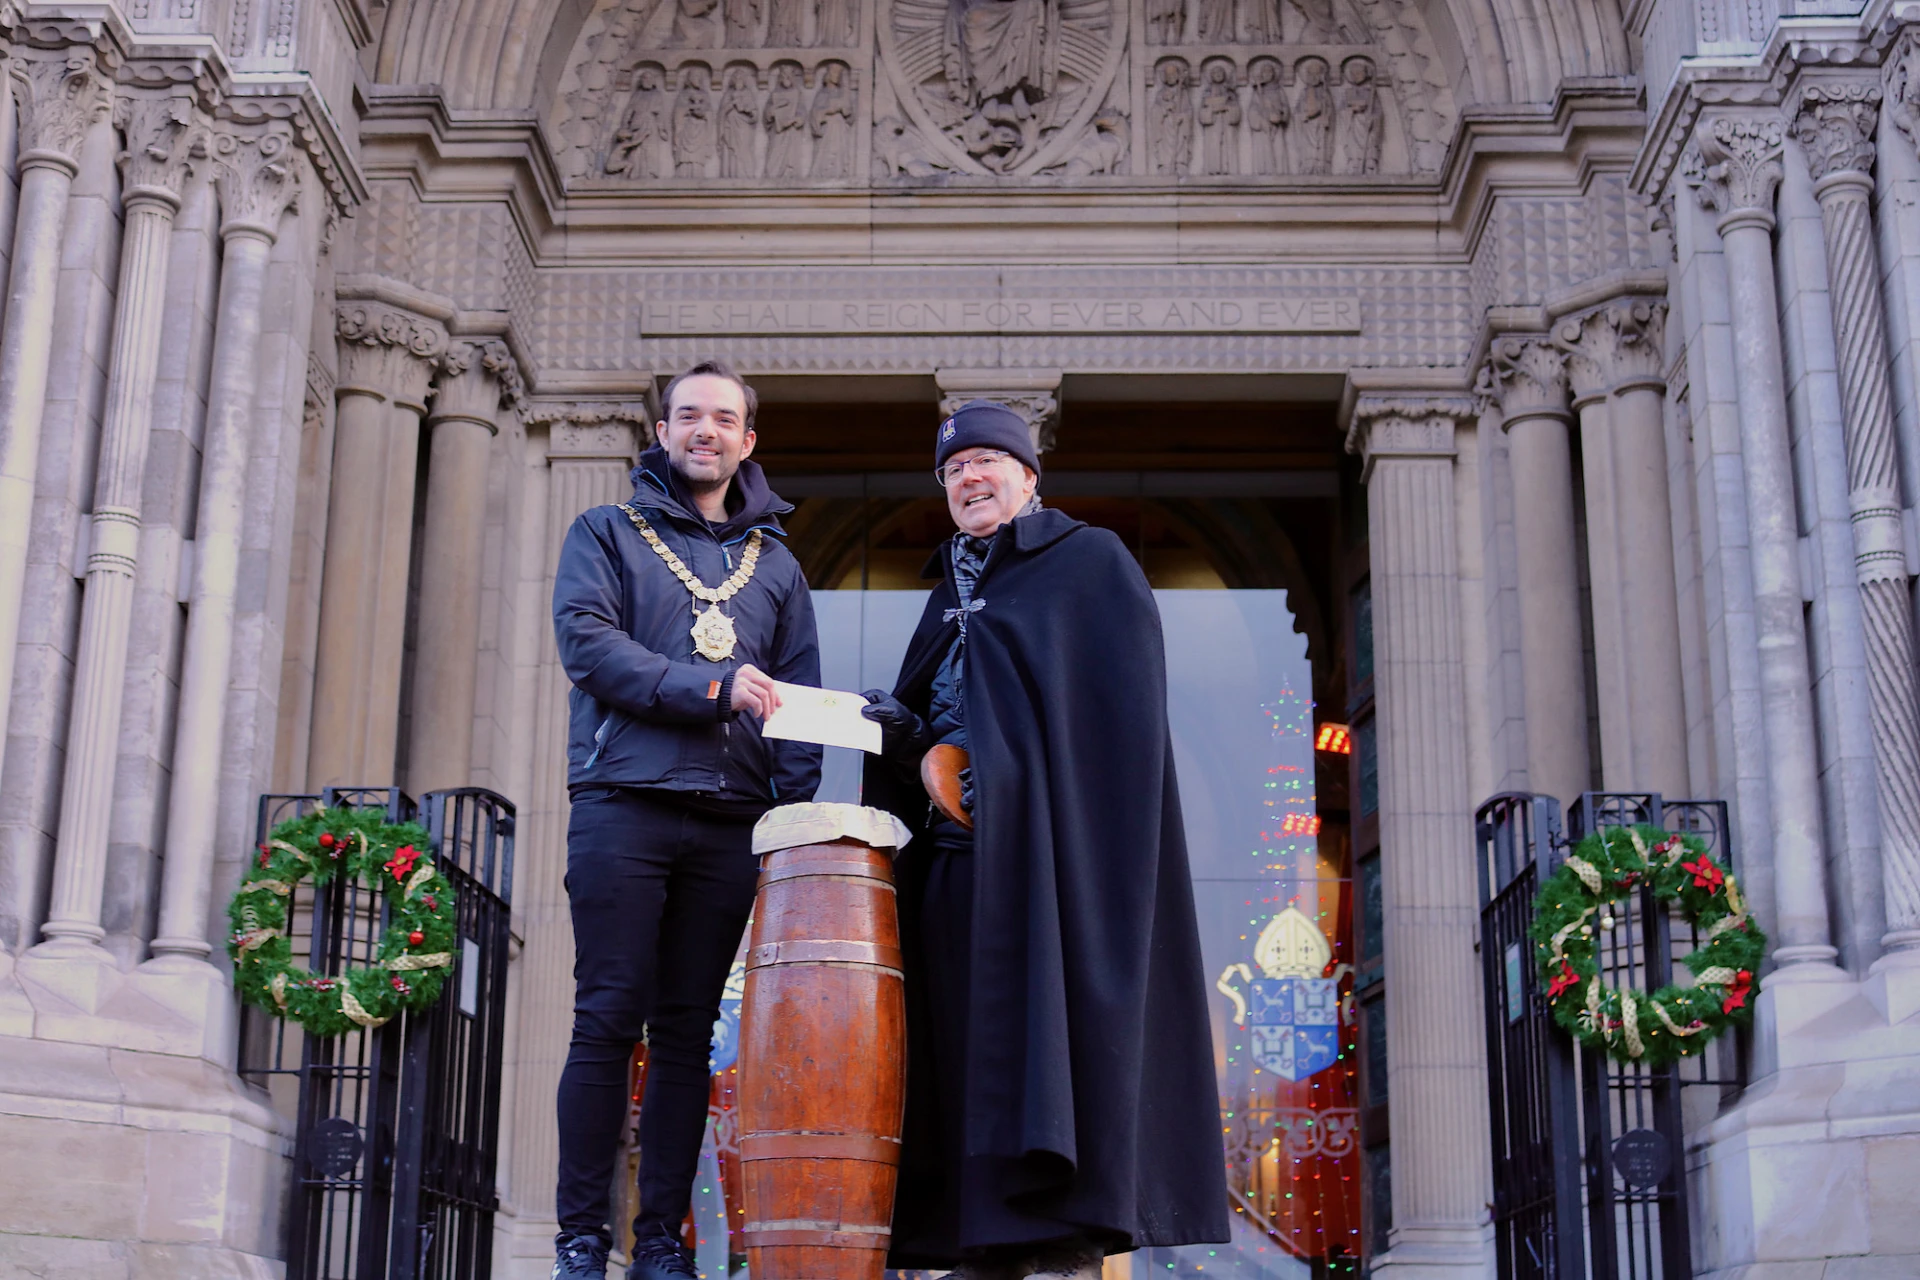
[{"xmin": 751, "ymin": 384, "xmax": 1372, "ymax": 1278}]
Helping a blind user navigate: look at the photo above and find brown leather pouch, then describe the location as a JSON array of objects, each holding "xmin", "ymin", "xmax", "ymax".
[{"xmin": 918, "ymin": 743, "xmax": 973, "ymax": 832}]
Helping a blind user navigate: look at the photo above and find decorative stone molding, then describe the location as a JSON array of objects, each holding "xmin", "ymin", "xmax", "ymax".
[
  {"xmin": 10, "ymin": 47, "xmax": 112, "ymax": 168},
  {"xmin": 215, "ymin": 88, "xmax": 366, "ymax": 217},
  {"xmin": 1686, "ymin": 114, "xmax": 1785, "ymax": 227},
  {"xmin": 335, "ymin": 302, "xmax": 450, "ymax": 410},
  {"xmin": 1792, "ymin": 82, "xmax": 1879, "ymax": 184},
  {"xmin": 1552, "ymin": 298, "xmax": 1668, "ymax": 401},
  {"xmin": 532, "ymin": 403, "xmax": 651, "ymax": 461},
  {"xmin": 935, "ymin": 368, "xmax": 1062, "ymax": 453},
  {"xmin": 112, "ymin": 88, "xmax": 201, "ymax": 203},
  {"xmin": 1343, "ymin": 394, "xmax": 1474, "ymax": 482},
  {"xmin": 1476, "ymin": 335, "xmax": 1569, "ymax": 426},
  {"xmin": 209, "ymin": 121, "xmax": 301, "ymax": 239},
  {"xmin": 1887, "ymin": 27, "xmax": 1920, "ymax": 159}
]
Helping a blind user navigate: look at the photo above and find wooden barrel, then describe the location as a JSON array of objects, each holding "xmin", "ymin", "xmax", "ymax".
[{"xmin": 737, "ymin": 816, "xmax": 906, "ymax": 1280}]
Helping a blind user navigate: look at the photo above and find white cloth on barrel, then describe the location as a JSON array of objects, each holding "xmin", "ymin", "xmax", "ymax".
[{"xmin": 751, "ymin": 801, "xmax": 913, "ymax": 856}]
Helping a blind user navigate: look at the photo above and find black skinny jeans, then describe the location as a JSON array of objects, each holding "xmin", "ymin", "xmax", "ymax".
[{"xmin": 555, "ymin": 787, "xmax": 760, "ymax": 1243}]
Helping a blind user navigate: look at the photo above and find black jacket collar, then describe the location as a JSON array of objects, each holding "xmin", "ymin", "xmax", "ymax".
[
  {"xmin": 630, "ymin": 446, "xmax": 792, "ymax": 541},
  {"xmin": 918, "ymin": 506, "xmax": 1085, "ymax": 580}
]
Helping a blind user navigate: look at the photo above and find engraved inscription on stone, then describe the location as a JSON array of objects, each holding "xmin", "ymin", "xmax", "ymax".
[{"xmin": 640, "ymin": 295, "xmax": 1362, "ymax": 334}]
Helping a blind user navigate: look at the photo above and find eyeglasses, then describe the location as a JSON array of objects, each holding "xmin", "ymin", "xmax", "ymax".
[{"xmin": 934, "ymin": 450, "xmax": 1013, "ymax": 488}]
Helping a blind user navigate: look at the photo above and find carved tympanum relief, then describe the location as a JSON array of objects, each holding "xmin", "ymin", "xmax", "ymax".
[{"xmin": 547, "ymin": 0, "xmax": 1451, "ymax": 184}]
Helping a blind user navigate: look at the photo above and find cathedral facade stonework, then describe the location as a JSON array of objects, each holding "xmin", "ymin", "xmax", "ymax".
[{"xmin": 1, "ymin": 2, "xmax": 1919, "ymax": 1278}]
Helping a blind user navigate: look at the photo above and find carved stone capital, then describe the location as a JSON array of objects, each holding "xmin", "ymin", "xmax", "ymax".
[
  {"xmin": 1476, "ymin": 335, "xmax": 1569, "ymax": 426},
  {"xmin": 431, "ymin": 339, "xmax": 525, "ymax": 430},
  {"xmin": 1793, "ymin": 83, "xmax": 1879, "ymax": 186},
  {"xmin": 113, "ymin": 88, "xmax": 201, "ymax": 203},
  {"xmin": 1686, "ymin": 114, "xmax": 1785, "ymax": 227},
  {"xmin": 1552, "ymin": 299, "xmax": 1668, "ymax": 400},
  {"xmin": 209, "ymin": 121, "xmax": 301, "ymax": 240},
  {"xmin": 935, "ymin": 368, "xmax": 1063, "ymax": 454},
  {"xmin": 1344, "ymin": 394, "xmax": 1475, "ymax": 482},
  {"xmin": 335, "ymin": 303, "xmax": 450, "ymax": 410},
  {"xmin": 533, "ymin": 403, "xmax": 652, "ymax": 461},
  {"xmin": 11, "ymin": 47, "xmax": 112, "ymax": 169}
]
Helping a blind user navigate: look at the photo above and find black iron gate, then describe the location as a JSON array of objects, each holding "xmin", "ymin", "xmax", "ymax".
[
  {"xmin": 238, "ymin": 785, "xmax": 515, "ymax": 1280},
  {"xmin": 1477, "ymin": 792, "xmax": 1584, "ymax": 1280},
  {"xmin": 1476, "ymin": 790, "xmax": 1743, "ymax": 1280}
]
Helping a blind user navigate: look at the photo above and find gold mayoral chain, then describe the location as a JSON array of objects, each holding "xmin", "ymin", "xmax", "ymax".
[{"xmin": 619, "ymin": 504, "xmax": 764, "ymax": 662}]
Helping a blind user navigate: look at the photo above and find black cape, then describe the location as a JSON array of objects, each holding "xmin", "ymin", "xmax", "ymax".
[{"xmin": 864, "ymin": 509, "xmax": 1230, "ymax": 1260}]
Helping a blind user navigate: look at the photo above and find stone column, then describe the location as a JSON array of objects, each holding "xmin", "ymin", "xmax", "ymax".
[
  {"xmin": 1791, "ymin": 84, "xmax": 1920, "ymax": 968},
  {"xmin": 307, "ymin": 301, "xmax": 448, "ymax": 789},
  {"xmin": 148, "ymin": 125, "xmax": 301, "ymax": 963},
  {"xmin": 505, "ymin": 408, "xmax": 644, "ymax": 1239},
  {"xmin": 1345, "ymin": 394, "xmax": 1490, "ymax": 1279},
  {"xmin": 1479, "ymin": 336, "xmax": 1592, "ymax": 805},
  {"xmin": 34, "ymin": 89, "xmax": 200, "ymax": 958},
  {"xmin": 1689, "ymin": 114, "xmax": 1843, "ymax": 977},
  {"xmin": 934, "ymin": 367, "xmax": 1063, "ymax": 453},
  {"xmin": 1555, "ymin": 298, "xmax": 1691, "ymax": 796},
  {"xmin": 0, "ymin": 50, "xmax": 110, "ymax": 796},
  {"xmin": 407, "ymin": 338, "xmax": 523, "ymax": 794}
]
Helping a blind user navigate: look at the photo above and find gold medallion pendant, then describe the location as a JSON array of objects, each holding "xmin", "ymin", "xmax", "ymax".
[
  {"xmin": 691, "ymin": 604, "xmax": 739, "ymax": 662},
  {"xmin": 617, "ymin": 503, "xmax": 765, "ymax": 664}
]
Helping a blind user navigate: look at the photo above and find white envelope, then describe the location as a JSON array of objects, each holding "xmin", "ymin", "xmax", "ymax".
[{"xmin": 759, "ymin": 682, "xmax": 883, "ymax": 754}]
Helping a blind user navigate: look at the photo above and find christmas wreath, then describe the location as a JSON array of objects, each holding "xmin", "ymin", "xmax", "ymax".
[
  {"xmin": 227, "ymin": 805, "xmax": 457, "ymax": 1038},
  {"xmin": 1530, "ymin": 824, "xmax": 1766, "ymax": 1068}
]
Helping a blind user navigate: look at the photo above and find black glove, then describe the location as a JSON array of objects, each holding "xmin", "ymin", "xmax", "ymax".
[{"xmin": 861, "ymin": 689, "xmax": 932, "ymax": 765}]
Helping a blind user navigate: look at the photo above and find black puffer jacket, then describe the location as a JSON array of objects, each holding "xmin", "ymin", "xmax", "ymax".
[{"xmin": 553, "ymin": 447, "xmax": 822, "ymax": 809}]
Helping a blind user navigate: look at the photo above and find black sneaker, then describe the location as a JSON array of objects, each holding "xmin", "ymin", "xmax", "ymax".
[
  {"xmin": 628, "ymin": 1223, "xmax": 699, "ymax": 1280},
  {"xmin": 553, "ymin": 1232, "xmax": 610, "ymax": 1280}
]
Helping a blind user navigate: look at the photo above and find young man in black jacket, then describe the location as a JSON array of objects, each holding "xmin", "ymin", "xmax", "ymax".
[{"xmin": 550, "ymin": 360, "xmax": 822, "ymax": 1280}]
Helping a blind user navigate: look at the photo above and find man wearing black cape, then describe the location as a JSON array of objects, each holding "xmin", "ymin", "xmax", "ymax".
[{"xmin": 860, "ymin": 400, "xmax": 1230, "ymax": 1278}]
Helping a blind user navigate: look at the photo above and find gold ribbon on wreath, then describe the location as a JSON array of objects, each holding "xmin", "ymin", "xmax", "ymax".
[
  {"xmin": 403, "ymin": 862, "xmax": 436, "ymax": 898},
  {"xmin": 340, "ymin": 987, "xmax": 391, "ymax": 1030},
  {"xmin": 385, "ymin": 952, "xmax": 453, "ymax": 972},
  {"xmin": 1564, "ymin": 855, "xmax": 1604, "ymax": 895}
]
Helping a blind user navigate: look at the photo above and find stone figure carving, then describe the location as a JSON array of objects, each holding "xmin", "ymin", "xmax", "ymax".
[
  {"xmin": 719, "ymin": 67, "xmax": 762, "ymax": 175},
  {"xmin": 817, "ymin": 0, "xmax": 854, "ymax": 43},
  {"xmin": 1147, "ymin": 0, "xmax": 1182, "ymax": 45},
  {"xmin": 874, "ymin": 115, "xmax": 954, "ymax": 175},
  {"xmin": 725, "ymin": 0, "xmax": 763, "ymax": 46},
  {"xmin": 1060, "ymin": 108, "xmax": 1128, "ymax": 175},
  {"xmin": 1151, "ymin": 60, "xmax": 1194, "ymax": 175},
  {"xmin": 1292, "ymin": 55, "xmax": 1332, "ymax": 174},
  {"xmin": 1287, "ymin": 0, "xmax": 1356, "ymax": 41},
  {"xmin": 673, "ymin": 65, "xmax": 717, "ymax": 174},
  {"xmin": 810, "ymin": 61, "xmax": 857, "ymax": 177},
  {"xmin": 607, "ymin": 66, "xmax": 670, "ymax": 178},
  {"xmin": 1890, "ymin": 28, "xmax": 1920, "ymax": 157},
  {"xmin": 764, "ymin": 62, "xmax": 809, "ymax": 176},
  {"xmin": 1244, "ymin": 0, "xmax": 1280, "ymax": 42},
  {"xmin": 1195, "ymin": 0, "xmax": 1233, "ymax": 44},
  {"xmin": 1198, "ymin": 61, "xmax": 1240, "ymax": 175},
  {"xmin": 670, "ymin": 0, "xmax": 723, "ymax": 45},
  {"xmin": 1333, "ymin": 56, "xmax": 1381, "ymax": 175},
  {"xmin": 910, "ymin": 0, "xmax": 1073, "ymax": 172},
  {"xmin": 1247, "ymin": 58, "xmax": 1288, "ymax": 175},
  {"xmin": 942, "ymin": 0, "xmax": 1060, "ymax": 111},
  {"xmin": 767, "ymin": 0, "xmax": 809, "ymax": 45}
]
